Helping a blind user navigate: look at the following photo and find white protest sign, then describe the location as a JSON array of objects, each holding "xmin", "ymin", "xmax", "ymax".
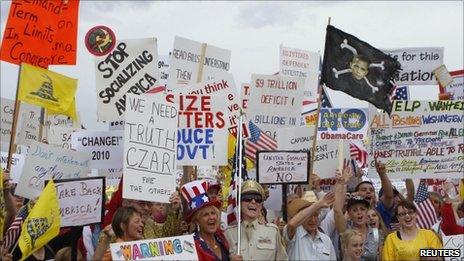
[
  {"xmin": 383, "ymin": 47, "xmax": 444, "ymax": 85},
  {"xmin": 110, "ymin": 234, "xmax": 198, "ymax": 260},
  {"xmin": 279, "ymin": 45, "xmax": 319, "ymax": 108},
  {"xmin": 109, "ymin": 120, "xmax": 125, "ymax": 130},
  {"xmin": 0, "ymin": 151, "xmax": 24, "ymax": 183},
  {"xmin": 275, "ymin": 126, "xmax": 349, "ymax": 179},
  {"xmin": 47, "ymin": 126, "xmax": 77, "ymax": 149},
  {"xmin": 54, "ymin": 177, "xmax": 105, "ymax": 227},
  {"xmin": 172, "ymin": 73, "xmax": 244, "ymax": 136},
  {"xmin": 0, "ymin": 98, "xmax": 42, "ymax": 148},
  {"xmin": 318, "ymin": 108, "xmax": 368, "ymax": 140},
  {"xmin": 16, "ymin": 141, "xmax": 91, "ymax": 199},
  {"xmin": 45, "ymin": 114, "xmax": 74, "ymax": 128},
  {"xmin": 158, "ymin": 54, "xmax": 170, "ymax": 86},
  {"xmin": 369, "ymin": 100, "xmax": 464, "ymax": 179},
  {"xmin": 443, "ymin": 234, "xmax": 464, "ymax": 261},
  {"xmin": 256, "ymin": 151, "xmax": 310, "ymax": 184},
  {"xmin": 248, "ymin": 74, "xmax": 305, "ymax": 139},
  {"xmin": 96, "ymin": 38, "xmax": 159, "ymax": 121},
  {"xmin": 98, "ymin": 168, "xmax": 123, "ymax": 178},
  {"xmin": 167, "ymin": 36, "xmax": 231, "ymax": 91},
  {"xmin": 444, "ymin": 70, "xmax": 464, "ymax": 101},
  {"xmin": 123, "ymin": 94, "xmax": 178, "ymax": 203},
  {"xmin": 166, "ymin": 93, "xmax": 229, "ymax": 166},
  {"xmin": 71, "ymin": 130, "xmax": 124, "ymax": 169}
]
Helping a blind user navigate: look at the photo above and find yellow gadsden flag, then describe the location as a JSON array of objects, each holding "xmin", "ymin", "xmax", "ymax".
[
  {"xmin": 18, "ymin": 180, "xmax": 61, "ymax": 261},
  {"xmin": 18, "ymin": 63, "xmax": 77, "ymax": 115},
  {"xmin": 48, "ymin": 97, "xmax": 78, "ymax": 120}
]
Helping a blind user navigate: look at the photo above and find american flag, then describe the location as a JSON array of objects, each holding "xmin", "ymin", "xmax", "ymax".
[
  {"xmin": 391, "ymin": 86, "xmax": 409, "ymax": 101},
  {"xmin": 226, "ymin": 140, "xmax": 248, "ymax": 225},
  {"xmin": 2, "ymin": 203, "xmax": 29, "ymax": 251},
  {"xmin": 245, "ymin": 121, "xmax": 278, "ymax": 161},
  {"xmin": 414, "ymin": 180, "xmax": 438, "ymax": 229},
  {"xmin": 349, "ymin": 142, "xmax": 368, "ymax": 168}
]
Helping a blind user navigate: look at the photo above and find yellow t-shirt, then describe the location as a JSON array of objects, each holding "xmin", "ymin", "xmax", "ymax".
[{"xmin": 382, "ymin": 229, "xmax": 443, "ymax": 261}]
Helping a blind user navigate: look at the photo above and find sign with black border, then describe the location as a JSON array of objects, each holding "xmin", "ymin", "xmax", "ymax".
[
  {"xmin": 47, "ymin": 177, "xmax": 105, "ymax": 227},
  {"xmin": 256, "ymin": 150, "xmax": 310, "ymax": 185}
]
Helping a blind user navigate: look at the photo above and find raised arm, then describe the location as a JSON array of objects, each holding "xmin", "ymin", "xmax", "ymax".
[
  {"xmin": 334, "ymin": 160, "xmax": 352, "ymax": 234},
  {"xmin": 376, "ymin": 158, "xmax": 394, "ymax": 209},
  {"xmin": 286, "ymin": 192, "xmax": 335, "ymax": 239},
  {"xmin": 405, "ymin": 179, "xmax": 415, "ymax": 202}
]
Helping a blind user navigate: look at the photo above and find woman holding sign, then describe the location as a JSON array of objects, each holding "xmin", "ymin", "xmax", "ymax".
[{"xmin": 181, "ymin": 180, "xmax": 230, "ymax": 261}]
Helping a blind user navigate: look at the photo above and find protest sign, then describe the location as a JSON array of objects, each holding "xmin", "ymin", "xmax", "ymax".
[
  {"xmin": 443, "ymin": 70, "xmax": 464, "ymax": 101},
  {"xmin": 0, "ymin": 151, "xmax": 24, "ymax": 183},
  {"xmin": 96, "ymin": 38, "xmax": 159, "ymax": 121},
  {"xmin": 442, "ymin": 234, "xmax": 464, "ymax": 261},
  {"xmin": 158, "ymin": 54, "xmax": 170, "ymax": 86},
  {"xmin": 53, "ymin": 177, "xmax": 105, "ymax": 227},
  {"xmin": 109, "ymin": 120, "xmax": 125, "ymax": 130},
  {"xmin": 0, "ymin": 0, "xmax": 79, "ymax": 67},
  {"xmin": 123, "ymin": 94, "xmax": 178, "ymax": 203},
  {"xmin": 256, "ymin": 151, "xmax": 310, "ymax": 184},
  {"xmin": 383, "ymin": 47, "xmax": 444, "ymax": 85},
  {"xmin": 247, "ymin": 74, "xmax": 305, "ymax": 139},
  {"xmin": 110, "ymin": 234, "xmax": 198, "ymax": 260},
  {"xmin": 172, "ymin": 73, "xmax": 244, "ymax": 136},
  {"xmin": 275, "ymin": 126, "xmax": 349, "ymax": 179},
  {"xmin": 279, "ymin": 45, "xmax": 319, "ymax": 112},
  {"xmin": 45, "ymin": 114, "xmax": 74, "ymax": 128},
  {"xmin": 0, "ymin": 97, "xmax": 42, "ymax": 150},
  {"xmin": 166, "ymin": 93, "xmax": 228, "ymax": 165},
  {"xmin": 47, "ymin": 126, "xmax": 77, "ymax": 150},
  {"xmin": 71, "ymin": 130, "xmax": 124, "ymax": 169},
  {"xmin": 318, "ymin": 108, "xmax": 368, "ymax": 140},
  {"xmin": 15, "ymin": 141, "xmax": 91, "ymax": 199},
  {"xmin": 369, "ymin": 100, "xmax": 464, "ymax": 179},
  {"xmin": 167, "ymin": 36, "xmax": 231, "ymax": 91},
  {"xmin": 98, "ymin": 168, "xmax": 123, "ymax": 178}
]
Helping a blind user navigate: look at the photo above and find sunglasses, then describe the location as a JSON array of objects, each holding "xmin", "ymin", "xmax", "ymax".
[{"xmin": 241, "ymin": 194, "xmax": 263, "ymax": 203}]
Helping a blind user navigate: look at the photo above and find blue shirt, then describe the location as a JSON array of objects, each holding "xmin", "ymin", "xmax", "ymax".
[{"xmin": 376, "ymin": 200, "xmax": 395, "ymax": 230}]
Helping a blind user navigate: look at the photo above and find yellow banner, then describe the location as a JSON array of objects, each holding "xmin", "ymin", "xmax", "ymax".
[
  {"xmin": 18, "ymin": 63, "xmax": 77, "ymax": 114},
  {"xmin": 47, "ymin": 98, "xmax": 77, "ymax": 121},
  {"xmin": 19, "ymin": 180, "xmax": 61, "ymax": 261}
]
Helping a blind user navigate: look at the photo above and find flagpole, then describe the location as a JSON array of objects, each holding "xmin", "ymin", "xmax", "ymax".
[
  {"xmin": 236, "ymin": 112, "xmax": 243, "ymax": 255},
  {"xmin": 6, "ymin": 64, "xmax": 23, "ymax": 171}
]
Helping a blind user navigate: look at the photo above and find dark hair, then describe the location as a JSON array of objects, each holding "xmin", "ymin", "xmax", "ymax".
[
  {"xmin": 395, "ymin": 200, "xmax": 417, "ymax": 217},
  {"xmin": 112, "ymin": 206, "xmax": 140, "ymax": 238},
  {"xmin": 353, "ymin": 54, "xmax": 371, "ymax": 64},
  {"xmin": 354, "ymin": 181, "xmax": 374, "ymax": 192}
]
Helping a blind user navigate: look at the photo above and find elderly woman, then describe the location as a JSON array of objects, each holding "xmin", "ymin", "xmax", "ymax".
[
  {"xmin": 182, "ymin": 180, "xmax": 230, "ymax": 261},
  {"xmin": 96, "ymin": 206, "xmax": 144, "ymax": 260},
  {"xmin": 383, "ymin": 200, "xmax": 442, "ymax": 260}
]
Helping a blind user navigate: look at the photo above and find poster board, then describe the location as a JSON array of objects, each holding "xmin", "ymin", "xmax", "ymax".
[
  {"xmin": 442, "ymin": 234, "xmax": 464, "ymax": 261},
  {"xmin": 52, "ymin": 177, "xmax": 105, "ymax": 227},
  {"xmin": 95, "ymin": 38, "xmax": 159, "ymax": 121},
  {"xmin": 110, "ymin": 234, "xmax": 198, "ymax": 260},
  {"xmin": 256, "ymin": 151, "xmax": 310, "ymax": 185},
  {"xmin": 318, "ymin": 108, "xmax": 368, "ymax": 140},
  {"xmin": 123, "ymin": 94, "xmax": 178, "ymax": 203},
  {"xmin": 369, "ymin": 100, "xmax": 463, "ymax": 179},
  {"xmin": 166, "ymin": 93, "xmax": 228, "ymax": 165},
  {"xmin": 0, "ymin": 151, "xmax": 24, "ymax": 183},
  {"xmin": 247, "ymin": 74, "xmax": 305, "ymax": 139},
  {"xmin": 71, "ymin": 130, "xmax": 124, "ymax": 169},
  {"xmin": 383, "ymin": 47, "xmax": 444, "ymax": 85},
  {"xmin": 167, "ymin": 36, "xmax": 231, "ymax": 91},
  {"xmin": 15, "ymin": 141, "xmax": 91, "ymax": 199},
  {"xmin": 442, "ymin": 70, "xmax": 464, "ymax": 101}
]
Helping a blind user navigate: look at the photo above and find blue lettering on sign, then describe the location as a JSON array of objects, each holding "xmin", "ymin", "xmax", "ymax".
[{"xmin": 177, "ymin": 128, "xmax": 214, "ymax": 160}]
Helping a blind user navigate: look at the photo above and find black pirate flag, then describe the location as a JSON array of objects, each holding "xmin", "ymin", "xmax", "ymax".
[{"xmin": 321, "ymin": 25, "xmax": 401, "ymax": 114}]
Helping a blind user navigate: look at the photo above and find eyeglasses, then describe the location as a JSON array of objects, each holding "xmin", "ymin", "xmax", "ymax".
[
  {"xmin": 241, "ymin": 194, "xmax": 263, "ymax": 203},
  {"xmin": 397, "ymin": 210, "xmax": 415, "ymax": 218}
]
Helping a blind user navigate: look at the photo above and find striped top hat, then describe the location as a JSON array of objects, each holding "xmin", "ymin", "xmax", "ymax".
[{"xmin": 181, "ymin": 180, "xmax": 221, "ymax": 222}]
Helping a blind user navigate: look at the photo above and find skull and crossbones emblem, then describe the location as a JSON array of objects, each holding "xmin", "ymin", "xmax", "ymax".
[{"xmin": 332, "ymin": 39, "xmax": 386, "ymax": 93}]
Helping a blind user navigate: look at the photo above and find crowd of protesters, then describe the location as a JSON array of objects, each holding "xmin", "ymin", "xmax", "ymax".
[{"xmin": 1, "ymin": 157, "xmax": 463, "ymax": 261}]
